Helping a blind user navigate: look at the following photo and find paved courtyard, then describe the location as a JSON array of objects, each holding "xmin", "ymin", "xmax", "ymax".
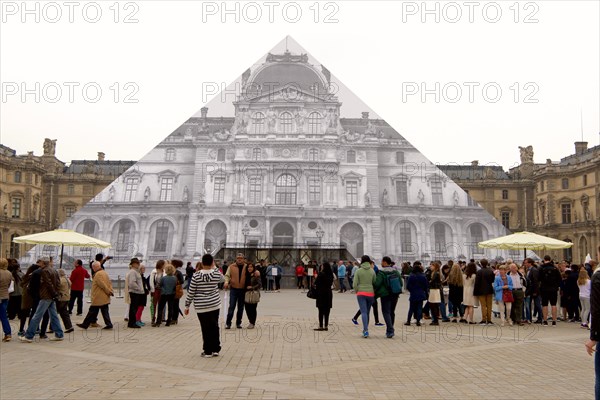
[{"xmin": 0, "ymin": 289, "xmax": 595, "ymax": 399}]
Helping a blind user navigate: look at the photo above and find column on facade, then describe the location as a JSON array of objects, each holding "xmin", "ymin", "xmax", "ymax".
[
  {"xmin": 138, "ymin": 214, "xmax": 148, "ymax": 257},
  {"xmin": 264, "ymin": 218, "xmax": 271, "ymax": 246},
  {"xmin": 296, "ymin": 218, "xmax": 302, "ymax": 245},
  {"xmin": 179, "ymin": 214, "xmax": 188, "ymax": 255},
  {"xmin": 195, "ymin": 215, "xmax": 205, "ymax": 253},
  {"xmin": 365, "ymin": 218, "xmax": 372, "ymax": 257}
]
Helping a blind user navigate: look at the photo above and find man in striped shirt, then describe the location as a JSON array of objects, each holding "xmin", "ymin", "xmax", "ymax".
[{"xmin": 185, "ymin": 253, "xmax": 223, "ymax": 358}]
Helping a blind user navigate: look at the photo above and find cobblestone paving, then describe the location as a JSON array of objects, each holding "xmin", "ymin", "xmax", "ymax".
[{"xmin": 0, "ymin": 290, "xmax": 594, "ymax": 399}]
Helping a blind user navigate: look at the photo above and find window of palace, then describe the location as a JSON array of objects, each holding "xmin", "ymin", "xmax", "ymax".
[
  {"xmin": 431, "ymin": 178, "xmax": 443, "ymax": 206},
  {"xmin": 65, "ymin": 206, "xmax": 76, "ymax": 218},
  {"xmin": 159, "ymin": 177, "xmax": 174, "ymax": 201},
  {"xmin": 396, "ymin": 151, "xmax": 405, "ymax": 164},
  {"xmin": 116, "ymin": 220, "xmax": 133, "ymax": 252},
  {"xmin": 470, "ymin": 224, "xmax": 484, "ymax": 254},
  {"xmin": 10, "ymin": 234, "xmax": 20, "ymax": 258},
  {"xmin": 308, "ymin": 176, "xmax": 321, "ymax": 206},
  {"xmin": 561, "ymin": 203, "xmax": 571, "ymax": 224},
  {"xmin": 501, "ymin": 211, "xmax": 510, "ymax": 229},
  {"xmin": 82, "ymin": 220, "xmax": 97, "ymax": 236},
  {"xmin": 253, "ymin": 112, "xmax": 265, "ymax": 134},
  {"xmin": 275, "ymin": 174, "xmax": 297, "ymax": 205},
  {"xmin": 280, "ymin": 112, "xmax": 293, "ymax": 134},
  {"xmin": 502, "ymin": 189, "xmax": 508, "ymax": 200},
  {"xmin": 308, "ymin": 112, "xmax": 321, "ymax": 134},
  {"xmin": 561, "ymin": 178, "xmax": 569, "ymax": 190},
  {"xmin": 14, "ymin": 171, "xmax": 21, "ymax": 183},
  {"xmin": 248, "ymin": 176, "xmax": 262, "ymax": 205},
  {"xmin": 308, "ymin": 148, "xmax": 319, "ymax": 162},
  {"xmin": 345, "ymin": 180, "xmax": 358, "ymax": 207},
  {"xmin": 154, "ymin": 220, "xmax": 170, "ymax": 252},
  {"xmin": 583, "ymin": 174, "xmax": 588, "ymax": 186},
  {"xmin": 465, "ymin": 190, "xmax": 475, "ymax": 207},
  {"xmin": 398, "ymin": 221, "xmax": 413, "ymax": 253},
  {"xmin": 217, "ymin": 148, "xmax": 226, "ymax": 162},
  {"xmin": 347, "ymin": 150, "xmax": 356, "ymax": 163},
  {"xmin": 11, "ymin": 198, "xmax": 21, "ymax": 218},
  {"xmin": 396, "ymin": 178, "xmax": 408, "ymax": 205},
  {"xmin": 563, "ymin": 239, "xmax": 573, "ymax": 261},
  {"xmin": 540, "ymin": 181, "xmax": 544, "ymax": 191},
  {"xmin": 67, "ymin": 184, "xmax": 75, "ymax": 195},
  {"xmin": 124, "ymin": 177, "xmax": 139, "ymax": 202},
  {"xmin": 252, "ymin": 148, "xmax": 262, "ymax": 161},
  {"xmin": 213, "ymin": 176, "xmax": 226, "ymax": 203},
  {"xmin": 165, "ymin": 148, "xmax": 176, "ymax": 161},
  {"xmin": 433, "ymin": 223, "xmax": 447, "ymax": 254}
]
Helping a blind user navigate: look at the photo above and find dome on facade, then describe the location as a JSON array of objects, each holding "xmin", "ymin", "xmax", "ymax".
[{"xmin": 248, "ymin": 52, "xmax": 328, "ymax": 95}]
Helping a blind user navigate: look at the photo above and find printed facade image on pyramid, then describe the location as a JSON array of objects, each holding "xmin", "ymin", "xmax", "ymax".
[{"xmin": 52, "ymin": 37, "xmax": 509, "ymax": 276}]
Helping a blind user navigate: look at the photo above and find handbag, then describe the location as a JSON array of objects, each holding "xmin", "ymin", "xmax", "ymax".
[
  {"xmin": 8, "ymin": 279, "xmax": 15, "ymax": 294},
  {"xmin": 502, "ymin": 289, "xmax": 514, "ymax": 303},
  {"xmin": 306, "ymin": 286, "xmax": 318, "ymax": 299},
  {"xmin": 428, "ymin": 289, "xmax": 441, "ymax": 303},
  {"xmin": 175, "ymin": 280, "xmax": 184, "ymax": 299},
  {"xmin": 245, "ymin": 290, "xmax": 260, "ymax": 304}
]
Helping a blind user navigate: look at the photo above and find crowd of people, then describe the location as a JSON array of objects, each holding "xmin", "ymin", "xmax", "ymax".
[{"xmin": 0, "ymin": 252, "xmax": 598, "ymax": 344}]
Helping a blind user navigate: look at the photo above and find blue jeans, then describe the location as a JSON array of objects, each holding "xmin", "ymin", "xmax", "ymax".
[
  {"xmin": 532, "ymin": 295, "xmax": 543, "ymax": 321},
  {"xmin": 380, "ymin": 294, "xmax": 399, "ymax": 336},
  {"xmin": 226, "ymin": 288, "xmax": 245, "ymax": 327},
  {"xmin": 357, "ymin": 295, "xmax": 375, "ymax": 333},
  {"xmin": 440, "ymin": 290, "xmax": 448, "ymax": 320},
  {"xmin": 524, "ymin": 295, "xmax": 531, "ymax": 321},
  {"xmin": 339, "ymin": 277, "xmax": 346, "ymax": 291},
  {"xmin": 407, "ymin": 300, "xmax": 423, "ymax": 322},
  {"xmin": 0, "ymin": 299, "xmax": 11, "ymax": 336},
  {"xmin": 25, "ymin": 299, "xmax": 63, "ymax": 339}
]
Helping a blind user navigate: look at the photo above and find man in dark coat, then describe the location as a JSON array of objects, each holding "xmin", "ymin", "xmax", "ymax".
[{"xmin": 473, "ymin": 259, "xmax": 495, "ymax": 325}]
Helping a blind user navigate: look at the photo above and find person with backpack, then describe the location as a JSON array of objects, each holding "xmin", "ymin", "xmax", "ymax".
[
  {"xmin": 375, "ymin": 256, "xmax": 403, "ymax": 338},
  {"xmin": 539, "ymin": 255, "xmax": 562, "ymax": 326}
]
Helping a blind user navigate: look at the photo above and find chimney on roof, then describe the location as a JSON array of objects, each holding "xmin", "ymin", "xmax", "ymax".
[
  {"xmin": 575, "ymin": 141, "xmax": 588, "ymax": 155},
  {"xmin": 471, "ymin": 160, "xmax": 479, "ymax": 167},
  {"xmin": 97, "ymin": 152, "xmax": 105, "ymax": 161},
  {"xmin": 362, "ymin": 112, "xmax": 369, "ymax": 120},
  {"xmin": 201, "ymin": 107, "xmax": 208, "ymax": 119}
]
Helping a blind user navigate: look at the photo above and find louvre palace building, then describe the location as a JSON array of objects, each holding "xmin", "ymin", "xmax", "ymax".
[{"xmin": 42, "ymin": 49, "xmax": 508, "ymax": 273}]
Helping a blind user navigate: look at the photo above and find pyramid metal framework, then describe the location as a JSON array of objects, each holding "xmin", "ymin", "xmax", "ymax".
[{"xmin": 38, "ymin": 37, "xmax": 509, "ymax": 274}]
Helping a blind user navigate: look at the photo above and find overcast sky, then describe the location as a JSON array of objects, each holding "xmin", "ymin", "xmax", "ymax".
[{"xmin": 1, "ymin": 1, "xmax": 598, "ymax": 170}]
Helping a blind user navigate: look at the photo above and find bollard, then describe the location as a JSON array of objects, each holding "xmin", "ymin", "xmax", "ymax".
[{"xmin": 115, "ymin": 275, "xmax": 123, "ymax": 298}]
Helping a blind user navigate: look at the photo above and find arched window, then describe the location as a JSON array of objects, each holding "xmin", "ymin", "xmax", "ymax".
[
  {"xmin": 433, "ymin": 223, "xmax": 447, "ymax": 255},
  {"xmin": 275, "ymin": 174, "xmax": 297, "ymax": 205},
  {"xmin": 469, "ymin": 224, "xmax": 484, "ymax": 255},
  {"xmin": 154, "ymin": 220, "xmax": 170, "ymax": 252},
  {"xmin": 253, "ymin": 112, "xmax": 265, "ymax": 134},
  {"xmin": 10, "ymin": 234, "xmax": 20, "ymax": 258},
  {"xmin": 398, "ymin": 221, "xmax": 415, "ymax": 253},
  {"xmin": 82, "ymin": 220, "xmax": 97, "ymax": 237},
  {"xmin": 308, "ymin": 112, "xmax": 321, "ymax": 134},
  {"xmin": 116, "ymin": 220, "xmax": 133, "ymax": 252},
  {"xmin": 563, "ymin": 239, "xmax": 573, "ymax": 262},
  {"xmin": 280, "ymin": 112, "xmax": 293, "ymax": 134}
]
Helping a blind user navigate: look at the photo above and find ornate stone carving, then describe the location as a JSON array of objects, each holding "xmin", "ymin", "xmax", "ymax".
[
  {"xmin": 208, "ymin": 149, "xmax": 217, "ymax": 160},
  {"xmin": 43, "ymin": 138, "xmax": 56, "ymax": 156},
  {"xmin": 211, "ymin": 128, "xmax": 232, "ymax": 141},
  {"xmin": 340, "ymin": 130, "xmax": 364, "ymax": 143},
  {"xmin": 382, "ymin": 189, "xmax": 389, "ymax": 206},
  {"xmin": 519, "ymin": 145, "xmax": 534, "ymax": 164}
]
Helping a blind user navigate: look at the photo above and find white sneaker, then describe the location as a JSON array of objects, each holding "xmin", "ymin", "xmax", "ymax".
[
  {"xmin": 247, "ymin": 324, "xmax": 255, "ymax": 329},
  {"xmin": 19, "ymin": 336, "xmax": 33, "ymax": 343},
  {"xmin": 201, "ymin": 352, "xmax": 214, "ymax": 358}
]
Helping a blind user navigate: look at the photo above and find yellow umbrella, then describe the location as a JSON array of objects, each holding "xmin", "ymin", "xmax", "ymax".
[
  {"xmin": 478, "ymin": 231, "xmax": 573, "ymax": 259},
  {"xmin": 12, "ymin": 229, "xmax": 111, "ymax": 268}
]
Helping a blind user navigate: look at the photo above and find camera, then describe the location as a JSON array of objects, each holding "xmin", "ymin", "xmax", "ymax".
[{"xmin": 105, "ymin": 256, "xmax": 113, "ymax": 260}]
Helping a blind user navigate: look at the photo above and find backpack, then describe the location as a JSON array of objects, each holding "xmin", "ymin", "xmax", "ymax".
[{"xmin": 386, "ymin": 271, "xmax": 402, "ymax": 294}]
